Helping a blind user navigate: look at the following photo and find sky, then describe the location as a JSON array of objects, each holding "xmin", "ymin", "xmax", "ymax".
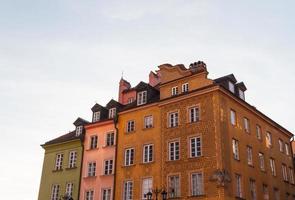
[{"xmin": 0, "ymin": 0, "xmax": 294, "ymax": 199}]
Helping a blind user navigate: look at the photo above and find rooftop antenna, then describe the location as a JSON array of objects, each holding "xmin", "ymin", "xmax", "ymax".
[{"xmin": 121, "ymin": 70, "xmax": 124, "ymax": 79}]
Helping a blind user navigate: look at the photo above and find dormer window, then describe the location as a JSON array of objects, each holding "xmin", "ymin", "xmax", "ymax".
[
  {"xmin": 182, "ymin": 83, "xmax": 189, "ymax": 93},
  {"xmin": 171, "ymin": 86, "xmax": 178, "ymax": 96},
  {"xmin": 239, "ymin": 89, "xmax": 245, "ymax": 100},
  {"xmin": 93, "ymin": 111, "xmax": 100, "ymax": 122},
  {"xmin": 109, "ymin": 108, "xmax": 116, "ymax": 119},
  {"xmin": 76, "ymin": 126, "xmax": 83, "ymax": 136},
  {"xmin": 128, "ymin": 97, "xmax": 135, "ymax": 104},
  {"xmin": 228, "ymin": 81, "xmax": 235, "ymax": 93},
  {"xmin": 137, "ymin": 91, "xmax": 147, "ymax": 105}
]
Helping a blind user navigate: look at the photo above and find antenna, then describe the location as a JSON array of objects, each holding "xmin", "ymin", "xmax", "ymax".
[{"xmin": 121, "ymin": 70, "xmax": 124, "ymax": 79}]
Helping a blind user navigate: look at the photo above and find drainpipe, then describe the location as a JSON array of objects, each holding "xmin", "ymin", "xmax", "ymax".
[
  {"xmin": 77, "ymin": 133, "xmax": 85, "ymax": 200},
  {"xmin": 113, "ymin": 114, "xmax": 119, "ymax": 200}
]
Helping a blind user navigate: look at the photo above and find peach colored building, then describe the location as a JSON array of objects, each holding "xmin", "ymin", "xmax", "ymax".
[{"xmin": 80, "ymin": 101, "xmax": 121, "ymax": 200}]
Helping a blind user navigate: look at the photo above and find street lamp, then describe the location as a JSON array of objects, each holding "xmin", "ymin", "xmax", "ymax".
[
  {"xmin": 161, "ymin": 190, "xmax": 167, "ymax": 200},
  {"xmin": 147, "ymin": 191, "xmax": 153, "ymax": 200}
]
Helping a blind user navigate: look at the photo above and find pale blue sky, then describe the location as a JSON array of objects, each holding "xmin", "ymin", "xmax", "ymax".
[{"xmin": 0, "ymin": 1, "xmax": 294, "ymax": 199}]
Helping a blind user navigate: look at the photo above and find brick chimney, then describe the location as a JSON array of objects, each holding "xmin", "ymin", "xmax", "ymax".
[
  {"xmin": 118, "ymin": 78, "xmax": 131, "ymax": 104},
  {"xmin": 149, "ymin": 71, "xmax": 161, "ymax": 87}
]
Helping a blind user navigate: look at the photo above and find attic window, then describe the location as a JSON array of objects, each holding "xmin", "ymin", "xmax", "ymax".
[
  {"xmin": 137, "ymin": 91, "xmax": 147, "ymax": 105},
  {"xmin": 228, "ymin": 81, "xmax": 235, "ymax": 93},
  {"xmin": 93, "ymin": 111, "xmax": 100, "ymax": 122},
  {"xmin": 171, "ymin": 86, "xmax": 178, "ymax": 96},
  {"xmin": 76, "ymin": 126, "xmax": 83, "ymax": 136},
  {"xmin": 109, "ymin": 108, "xmax": 116, "ymax": 119},
  {"xmin": 239, "ymin": 89, "xmax": 245, "ymax": 100}
]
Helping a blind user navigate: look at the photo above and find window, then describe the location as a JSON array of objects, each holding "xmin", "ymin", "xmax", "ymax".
[
  {"xmin": 123, "ymin": 181, "xmax": 133, "ymax": 200},
  {"xmin": 229, "ymin": 81, "xmax": 235, "ymax": 93},
  {"xmin": 87, "ymin": 162, "xmax": 96, "ymax": 177},
  {"xmin": 102, "ymin": 188, "xmax": 111, "ymax": 200},
  {"xmin": 232, "ymin": 139, "xmax": 239, "ymax": 160},
  {"xmin": 168, "ymin": 112, "xmax": 179, "ymax": 127},
  {"xmin": 68, "ymin": 151, "xmax": 77, "ymax": 168},
  {"xmin": 171, "ymin": 86, "xmax": 178, "ymax": 96},
  {"xmin": 235, "ymin": 174, "xmax": 242, "ymax": 198},
  {"xmin": 76, "ymin": 125, "xmax": 83, "ymax": 136},
  {"xmin": 282, "ymin": 164, "xmax": 288, "ymax": 181},
  {"xmin": 142, "ymin": 178, "xmax": 153, "ymax": 199},
  {"xmin": 144, "ymin": 115, "xmax": 153, "ymax": 129},
  {"xmin": 85, "ymin": 190, "xmax": 94, "ymax": 200},
  {"xmin": 289, "ymin": 167, "xmax": 295, "ymax": 184},
  {"xmin": 66, "ymin": 183, "xmax": 74, "ymax": 197},
  {"xmin": 274, "ymin": 188, "xmax": 280, "ymax": 200},
  {"xmin": 266, "ymin": 132, "xmax": 272, "ymax": 147},
  {"xmin": 55, "ymin": 153, "xmax": 63, "ymax": 170},
  {"xmin": 239, "ymin": 89, "xmax": 245, "ymax": 100},
  {"xmin": 168, "ymin": 175, "xmax": 180, "ymax": 198},
  {"xmin": 270, "ymin": 158, "xmax": 276, "ymax": 176},
  {"xmin": 143, "ymin": 144, "xmax": 153, "ymax": 163},
  {"xmin": 169, "ymin": 141, "xmax": 180, "ymax": 161},
  {"xmin": 285, "ymin": 143, "xmax": 290, "ymax": 155},
  {"xmin": 106, "ymin": 132, "xmax": 115, "ymax": 146},
  {"xmin": 243, "ymin": 117, "xmax": 250, "ymax": 133},
  {"xmin": 250, "ymin": 179, "xmax": 257, "ymax": 200},
  {"xmin": 90, "ymin": 135, "xmax": 98, "ymax": 149},
  {"xmin": 256, "ymin": 125, "xmax": 262, "ymax": 140},
  {"xmin": 93, "ymin": 111, "xmax": 100, "ymax": 122},
  {"xmin": 191, "ymin": 172, "xmax": 203, "ymax": 196},
  {"xmin": 190, "ymin": 137, "xmax": 202, "ymax": 158},
  {"xmin": 230, "ymin": 109, "xmax": 236, "ymax": 125},
  {"xmin": 137, "ymin": 91, "xmax": 147, "ymax": 105},
  {"xmin": 182, "ymin": 83, "xmax": 189, "ymax": 93},
  {"xmin": 189, "ymin": 107, "xmax": 200, "ymax": 123},
  {"xmin": 125, "ymin": 148, "xmax": 134, "ymax": 166},
  {"xmin": 279, "ymin": 139, "xmax": 284, "ymax": 152},
  {"xmin": 127, "ymin": 120, "xmax": 135, "ymax": 132},
  {"xmin": 104, "ymin": 160, "xmax": 113, "ymax": 175},
  {"xmin": 263, "ymin": 184, "xmax": 269, "ymax": 200},
  {"xmin": 259, "ymin": 153, "xmax": 265, "ymax": 171},
  {"xmin": 109, "ymin": 108, "xmax": 116, "ymax": 119},
  {"xmin": 51, "ymin": 184, "xmax": 60, "ymax": 200},
  {"xmin": 128, "ymin": 97, "xmax": 134, "ymax": 104},
  {"xmin": 247, "ymin": 146, "xmax": 253, "ymax": 166}
]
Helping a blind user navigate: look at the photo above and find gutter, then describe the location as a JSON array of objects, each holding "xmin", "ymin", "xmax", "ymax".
[{"xmin": 113, "ymin": 114, "xmax": 119, "ymax": 200}]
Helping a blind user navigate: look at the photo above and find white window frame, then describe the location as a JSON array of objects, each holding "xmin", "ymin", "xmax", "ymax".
[
  {"xmin": 125, "ymin": 148, "xmax": 134, "ymax": 166},
  {"xmin": 256, "ymin": 125, "xmax": 262, "ymax": 140},
  {"xmin": 68, "ymin": 151, "xmax": 77, "ymax": 168},
  {"xmin": 282, "ymin": 164, "xmax": 288, "ymax": 181},
  {"xmin": 104, "ymin": 159, "xmax": 113, "ymax": 175},
  {"xmin": 169, "ymin": 141, "xmax": 180, "ymax": 161},
  {"xmin": 249, "ymin": 179, "xmax": 257, "ymax": 200},
  {"xmin": 171, "ymin": 86, "xmax": 178, "ymax": 96},
  {"xmin": 127, "ymin": 120, "xmax": 135, "ymax": 133},
  {"xmin": 142, "ymin": 178, "xmax": 153, "ymax": 200},
  {"xmin": 270, "ymin": 158, "xmax": 276, "ymax": 176},
  {"xmin": 109, "ymin": 108, "xmax": 116, "ymax": 119},
  {"xmin": 182, "ymin": 83, "xmax": 189, "ymax": 93},
  {"xmin": 232, "ymin": 139, "xmax": 239, "ymax": 160},
  {"xmin": 55, "ymin": 153, "xmax": 63, "ymax": 170},
  {"xmin": 93, "ymin": 111, "xmax": 100, "ymax": 122},
  {"xmin": 247, "ymin": 146, "xmax": 253, "ymax": 166},
  {"xmin": 65, "ymin": 183, "xmax": 74, "ymax": 197},
  {"xmin": 229, "ymin": 81, "xmax": 235, "ymax": 93},
  {"xmin": 128, "ymin": 97, "xmax": 134, "ymax": 104},
  {"xmin": 191, "ymin": 172, "xmax": 203, "ymax": 196},
  {"xmin": 259, "ymin": 152, "xmax": 265, "ymax": 171},
  {"xmin": 85, "ymin": 190, "xmax": 94, "ymax": 200},
  {"xmin": 123, "ymin": 181, "xmax": 133, "ymax": 200},
  {"xmin": 279, "ymin": 139, "xmax": 284, "ymax": 152},
  {"xmin": 51, "ymin": 184, "xmax": 60, "ymax": 200},
  {"xmin": 106, "ymin": 132, "xmax": 115, "ymax": 146},
  {"xmin": 144, "ymin": 115, "xmax": 153, "ymax": 129},
  {"xmin": 168, "ymin": 111, "xmax": 179, "ymax": 128},
  {"xmin": 143, "ymin": 144, "xmax": 153, "ymax": 163},
  {"xmin": 137, "ymin": 91, "xmax": 147, "ymax": 105},
  {"xmin": 230, "ymin": 109, "xmax": 236, "ymax": 125},
  {"xmin": 190, "ymin": 136, "xmax": 202, "ymax": 158},
  {"xmin": 87, "ymin": 162, "xmax": 96, "ymax": 177},
  {"xmin": 168, "ymin": 175, "xmax": 180, "ymax": 198},
  {"xmin": 90, "ymin": 135, "xmax": 98, "ymax": 149},
  {"xmin": 102, "ymin": 188, "xmax": 112, "ymax": 200},
  {"xmin": 285, "ymin": 143, "xmax": 290, "ymax": 155},
  {"xmin": 239, "ymin": 89, "xmax": 245, "ymax": 100},
  {"xmin": 189, "ymin": 106, "xmax": 200, "ymax": 123},
  {"xmin": 289, "ymin": 167, "xmax": 294, "ymax": 184},
  {"xmin": 266, "ymin": 132, "xmax": 272, "ymax": 147},
  {"xmin": 262, "ymin": 184, "xmax": 269, "ymax": 200},
  {"xmin": 243, "ymin": 117, "xmax": 250, "ymax": 133},
  {"xmin": 76, "ymin": 125, "xmax": 83, "ymax": 136},
  {"xmin": 235, "ymin": 174, "xmax": 242, "ymax": 198}
]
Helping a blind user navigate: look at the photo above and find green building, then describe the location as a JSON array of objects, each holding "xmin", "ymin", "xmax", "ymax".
[{"xmin": 38, "ymin": 118, "xmax": 88, "ymax": 200}]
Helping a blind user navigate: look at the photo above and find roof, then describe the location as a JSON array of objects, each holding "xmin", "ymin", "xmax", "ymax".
[
  {"xmin": 73, "ymin": 117, "xmax": 90, "ymax": 126},
  {"xmin": 106, "ymin": 99, "xmax": 123, "ymax": 109},
  {"xmin": 214, "ymin": 74, "xmax": 237, "ymax": 83},
  {"xmin": 42, "ymin": 131, "xmax": 83, "ymax": 146},
  {"xmin": 91, "ymin": 103, "xmax": 107, "ymax": 112}
]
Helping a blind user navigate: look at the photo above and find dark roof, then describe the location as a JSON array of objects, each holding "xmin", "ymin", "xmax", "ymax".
[
  {"xmin": 214, "ymin": 74, "xmax": 237, "ymax": 83},
  {"xmin": 43, "ymin": 131, "xmax": 83, "ymax": 146},
  {"xmin": 91, "ymin": 103, "xmax": 107, "ymax": 112},
  {"xmin": 73, "ymin": 117, "xmax": 90, "ymax": 126},
  {"xmin": 106, "ymin": 99, "xmax": 123, "ymax": 109},
  {"xmin": 236, "ymin": 82, "xmax": 247, "ymax": 91}
]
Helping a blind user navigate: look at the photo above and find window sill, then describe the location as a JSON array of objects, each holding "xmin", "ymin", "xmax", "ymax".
[
  {"xmin": 166, "ymin": 159, "xmax": 181, "ymax": 163},
  {"xmin": 100, "ymin": 174, "xmax": 114, "ymax": 177},
  {"xmin": 233, "ymin": 158, "xmax": 240, "ymax": 162},
  {"xmin": 52, "ymin": 169, "xmax": 63, "ymax": 173},
  {"xmin": 188, "ymin": 194, "xmax": 205, "ymax": 198},
  {"xmin": 188, "ymin": 156, "xmax": 203, "ymax": 160},
  {"xmin": 102, "ymin": 145, "xmax": 116, "ymax": 148},
  {"xmin": 121, "ymin": 164, "xmax": 136, "ymax": 168},
  {"xmin": 84, "ymin": 175, "xmax": 97, "ymax": 179},
  {"xmin": 86, "ymin": 148, "xmax": 99, "ymax": 151},
  {"xmin": 140, "ymin": 161, "xmax": 155, "ymax": 165},
  {"xmin": 65, "ymin": 167, "xmax": 77, "ymax": 170},
  {"xmin": 142, "ymin": 126, "xmax": 154, "ymax": 131},
  {"xmin": 187, "ymin": 120, "xmax": 200, "ymax": 124},
  {"xmin": 248, "ymin": 164, "xmax": 254, "ymax": 168},
  {"xmin": 167, "ymin": 125, "xmax": 179, "ymax": 129}
]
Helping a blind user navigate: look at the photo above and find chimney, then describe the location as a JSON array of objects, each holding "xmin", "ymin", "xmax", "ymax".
[
  {"xmin": 149, "ymin": 71, "xmax": 161, "ymax": 87},
  {"xmin": 189, "ymin": 61, "xmax": 207, "ymax": 73},
  {"xmin": 118, "ymin": 78, "xmax": 131, "ymax": 104}
]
